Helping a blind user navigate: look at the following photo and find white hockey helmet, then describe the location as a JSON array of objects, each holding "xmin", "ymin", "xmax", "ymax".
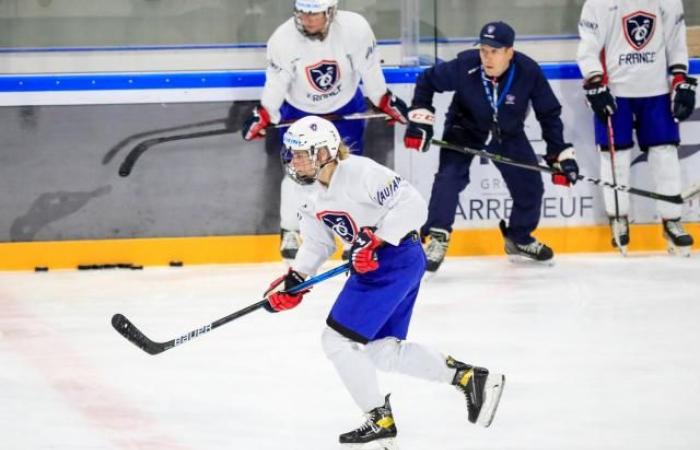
[
  {"xmin": 293, "ymin": 0, "xmax": 338, "ymax": 40},
  {"xmin": 282, "ymin": 115, "xmax": 341, "ymax": 185}
]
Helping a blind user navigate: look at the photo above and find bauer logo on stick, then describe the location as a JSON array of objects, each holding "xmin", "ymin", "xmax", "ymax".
[{"xmin": 623, "ymin": 11, "xmax": 656, "ymax": 50}]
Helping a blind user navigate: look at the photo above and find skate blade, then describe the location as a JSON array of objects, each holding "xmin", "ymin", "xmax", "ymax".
[
  {"xmin": 341, "ymin": 438, "xmax": 399, "ymax": 450},
  {"xmin": 666, "ymin": 241, "xmax": 692, "ymax": 258},
  {"xmin": 476, "ymin": 373, "xmax": 505, "ymax": 428},
  {"xmin": 614, "ymin": 245, "xmax": 628, "ymax": 257},
  {"xmin": 506, "ymin": 254, "xmax": 554, "ymax": 267}
]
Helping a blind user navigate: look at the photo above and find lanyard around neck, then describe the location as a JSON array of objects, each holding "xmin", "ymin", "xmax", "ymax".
[{"xmin": 481, "ymin": 64, "xmax": 515, "ymax": 114}]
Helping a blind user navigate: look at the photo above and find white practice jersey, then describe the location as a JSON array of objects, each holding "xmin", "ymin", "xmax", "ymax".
[
  {"xmin": 576, "ymin": 0, "xmax": 688, "ymax": 98},
  {"xmin": 261, "ymin": 10, "xmax": 388, "ymax": 123},
  {"xmin": 292, "ymin": 155, "xmax": 427, "ymax": 276}
]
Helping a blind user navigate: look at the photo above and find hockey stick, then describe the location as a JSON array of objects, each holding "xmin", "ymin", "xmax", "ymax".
[
  {"xmin": 111, "ymin": 262, "xmax": 350, "ymax": 355},
  {"xmin": 117, "ymin": 111, "xmax": 389, "ymax": 177},
  {"xmin": 103, "ymin": 118, "xmax": 228, "ymax": 165},
  {"xmin": 432, "ymin": 139, "xmax": 687, "ymax": 205},
  {"xmin": 606, "ymin": 117, "xmax": 626, "ymax": 254}
]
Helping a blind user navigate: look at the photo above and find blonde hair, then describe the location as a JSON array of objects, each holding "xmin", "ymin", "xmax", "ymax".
[{"xmin": 337, "ymin": 143, "xmax": 351, "ymax": 160}]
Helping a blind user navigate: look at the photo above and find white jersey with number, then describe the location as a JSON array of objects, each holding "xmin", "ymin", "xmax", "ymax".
[
  {"xmin": 576, "ymin": 0, "xmax": 688, "ymax": 98},
  {"xmin": 292, "ymin": 155, "xmax": 427, "ymax": 276},
  {"xmin": 261, "ymin": 10, "xmax": 388, "ymax": 123}
]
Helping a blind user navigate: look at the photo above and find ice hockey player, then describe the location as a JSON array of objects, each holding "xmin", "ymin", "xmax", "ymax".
[
  {"xmin": 577, "ymin": 0, "xmax": 696, "ymax": 256},
  {"xmin": 241, "ymin": 0, "xmax": 408, "ymax": 261},
  {"xmin": 263, "ymin": 116, "xmax": 505, "ymax": 448},
  {"xmin": 404, "ymin": 21, "xmax": 579, "ymax": 270}
]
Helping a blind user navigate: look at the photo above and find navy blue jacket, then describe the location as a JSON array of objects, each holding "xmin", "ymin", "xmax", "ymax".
[{"xmin": 412, "ymin": 49, "xmax": 570, "ymax": 158}]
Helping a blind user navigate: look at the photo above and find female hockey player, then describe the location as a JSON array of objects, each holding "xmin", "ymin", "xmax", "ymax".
[
  {"xmin": 577, "ymin": 0, "xmax": 696, "ymax": 256},
  {"xmin": 241, "ymin": 0, "xmax": 408, "ymax": 261},
  {"xmin": 262, "ymin": 115, "xmax": 505, "ymax": 448}
]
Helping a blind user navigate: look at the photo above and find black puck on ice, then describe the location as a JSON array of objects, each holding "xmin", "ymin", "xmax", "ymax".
[
  {"xmin": 169, "ymin": 261, "xmax": 183, "ymax": 267},
  {"xmin": 34, "ymin": 266, "xmax": 49, "ymax": 272}
]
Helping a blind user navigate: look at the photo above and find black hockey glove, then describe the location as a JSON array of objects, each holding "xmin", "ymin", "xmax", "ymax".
[
  {"xmin": 403, "ymin": 106, "xmax": 435, "ymax": 152},
  {"xmin": 583, "ymin": 77, "xmax": 616, "ymax": 122},
  {"xmin": 671, "ymin": 73, "xmax": 697, "ymax": 122},
  {"xmin": 546, "ymin": 147, "xmax": 579, "ymax": 187}
]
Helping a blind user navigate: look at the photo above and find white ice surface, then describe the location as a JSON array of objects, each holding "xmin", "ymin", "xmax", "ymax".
[{"xmin": 1, "ymin": 253, "xmax": 699, "ymax": 450}]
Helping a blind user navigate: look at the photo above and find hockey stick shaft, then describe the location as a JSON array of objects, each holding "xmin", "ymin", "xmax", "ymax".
[
  {"xmin": 111, "ymin": 262, "xmax": 351, "ymax": 355},
  {"xmin": 117, "ymin": 112, "xmax": 389, "ymax": 177},
  {"xmin": 432, "ymin": 139, "xmax": 686, "ymax": 204},
  {"xmin": 606, "ymin": 116, "xmax": 625, "ymax": 252}
]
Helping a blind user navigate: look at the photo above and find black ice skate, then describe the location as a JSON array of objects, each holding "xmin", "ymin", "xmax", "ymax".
[
  {"xmin": 280, "ymin": 228, "xmax": 301, "ymax": 260},
  {"xmin": 339, "ymin": 394, "xmax": 398, "ymax": 449},
  {"xmin": 662, "ymin": 218, "xmax": 694, "ymax": 257},
  {"xmin": 447, "ymin": 356, "xmax": 505, "ymax": 428},
  {"xmin": 609, "ymin": 216, "xmax": 630, "ymax": 256},
  {"xmin": 424, "ymin": 228, "xmax": 450, "ymax": 272},
  {"xmin": 499, "ymin": 220, "xmax": 553, "ymax": 263}
]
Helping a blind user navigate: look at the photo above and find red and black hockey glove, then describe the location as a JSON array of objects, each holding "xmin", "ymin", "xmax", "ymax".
[
  {"xmin": 546, "ymin": 147, "xmax": 579, "ymax": 187},
  {"xmin": 350, "ymin": 228, "xmax": 383, "ymax": 274},
  {"xmin": 671, "ymin": 72, "xmax": 697, "ymax": 122},
  {"xmin": 403, "ymin": 106, "xmax": 435, "ymax": 152},
  {"xmin": 377, "ymin": 90, "xmax": 408, "ymax": 125},
  {"xmin": 241, "ymin": 105, "xmax": 272, "ymax": 141},
  {"xmin": 264, "ymin": 268, "xmax": 308, "ymax": 313},
  {"xmin": 583, "ymin": 76, "xmax": 616, "ymax": 122}
]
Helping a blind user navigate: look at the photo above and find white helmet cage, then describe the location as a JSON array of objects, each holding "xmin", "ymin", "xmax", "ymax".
[
  {"xmin": 282, "ymin": 115, "xmax": 342, "ymax": 185},
  {"xmin": 293, "ymin": 0, "xmax": 338, "ymax": 40}
]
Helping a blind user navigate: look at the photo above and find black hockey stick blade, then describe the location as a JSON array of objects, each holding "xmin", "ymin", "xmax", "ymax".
[
  {"xmin": 118, "ymin": 127, "xmax": 234, "ymax": 177},
  {"xmin": 111, "ymin": 313, "xmax": 168, "ymax": 355}
]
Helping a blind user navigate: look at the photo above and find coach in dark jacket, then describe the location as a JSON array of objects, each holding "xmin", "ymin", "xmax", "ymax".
[{"xmin": 404, "ymin": 21, "xmax": 579, "ymax": 270}]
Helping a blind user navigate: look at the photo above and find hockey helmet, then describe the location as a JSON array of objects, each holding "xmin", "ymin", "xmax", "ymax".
[
  {"xmin": 293, "ymin": 0, "xmax": 338, "ymax": 40},
  {"xmin": 282, "ymin": 115, "xmax": 341, "ymax": 185}
]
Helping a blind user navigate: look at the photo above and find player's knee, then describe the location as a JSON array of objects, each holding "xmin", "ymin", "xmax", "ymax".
[
  {"xmin": 365, "ymin": 337, "xmax": 403, "ymax": 372},
  {"xmin": 321, "ymin": 326, "xmax": 356, "ymax": 360}
]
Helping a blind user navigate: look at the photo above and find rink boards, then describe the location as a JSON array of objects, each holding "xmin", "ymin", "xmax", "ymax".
[{"xmin": 0, "ymin": 61, "xmax": 698, "ymax": 269}]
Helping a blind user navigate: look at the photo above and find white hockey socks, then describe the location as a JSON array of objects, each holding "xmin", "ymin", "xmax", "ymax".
[
  {"xmin": 321, "ymin": 327, "xmax": 385, "ymax": 412},
  {"xmin": 648, "ymin": 145, "xmax": 683, "ymax": 219},
  {"xmin": 365, "ymin": 336, "xmax": 454, "ymax": 383},
  {"xmin": 599, "ymin": 149, "xmax": 631, "ymax": 217}
]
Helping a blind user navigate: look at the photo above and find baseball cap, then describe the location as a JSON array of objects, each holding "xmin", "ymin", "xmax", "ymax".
[{"xmin": 478, "ymin": 21, "xmax": 515, "ymax": 48}]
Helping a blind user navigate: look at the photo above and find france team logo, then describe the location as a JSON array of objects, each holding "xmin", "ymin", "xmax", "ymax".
[
  {"xmin": 622, "ymin": 11, "xmax": 656, "ymax": 51},
  {"xmin": 317, "ymin": 210, "xmax": 358, "ymax": 243},
  {"xmin": 305, "ymin": 60, "xmax": 340, "ymax": 93}
]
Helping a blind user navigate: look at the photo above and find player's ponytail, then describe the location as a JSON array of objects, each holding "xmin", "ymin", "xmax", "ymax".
[{"xmin": 337, "ymin": 143, "xmax": 351, "ymax": 160}]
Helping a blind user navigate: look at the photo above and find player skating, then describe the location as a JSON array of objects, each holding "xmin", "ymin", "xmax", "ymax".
[{"xmin": 263, "ymin": 116, "xmax": 504, "ymax": 448}]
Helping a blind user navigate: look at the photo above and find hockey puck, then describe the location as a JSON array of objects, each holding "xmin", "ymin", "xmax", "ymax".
[
  {"xmin": 169, "ymin": 261, "xmax": 183, "ymax": 267},
  {"xmin": 34, "ymin": 266, "xmax": 49, "ymax": 272}
]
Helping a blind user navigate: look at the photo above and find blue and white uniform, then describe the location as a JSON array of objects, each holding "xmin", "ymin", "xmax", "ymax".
[
  {"xmin": 262, "ymin": 10, "xmax": 389, "ymax": 232},
  {"xmin": 576, "ymin": 0, "xmax": 689, "ymax": 220},
  {"xmin": 293, "ymin": 154, "xmax": 426, "ymax": 342},
  {"xmin": 289, "ymin": 154, "xmax": 458, "ymax": 413}
]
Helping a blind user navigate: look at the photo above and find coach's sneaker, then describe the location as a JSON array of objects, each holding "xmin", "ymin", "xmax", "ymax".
[
  {"xmin": 609, "ymin": 216, "xmax": 629, "ymax": 255},
  {"xmin": 424, "ymin": 228, "xmax": 450, "ymax": 272},
  {"xmin": 339, "ymin": 394, "xmax": 398, "ymax": 449},
  {"xmin": 280, "ymin": 228, "xmax": 301, "ymax": 260},
  {"xmin": 447, "ymin": 356, "xmax": 505, "ymax": 428},
  {"xmin": 662, "ymin": 218, "xmax": 693, "ymax": 257}
]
